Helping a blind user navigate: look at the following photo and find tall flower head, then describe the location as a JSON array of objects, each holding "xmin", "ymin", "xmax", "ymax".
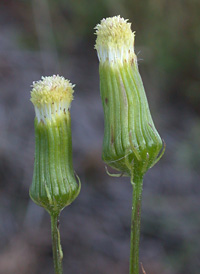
[
  {"xmin": 30, "ymin": 75, "xmax": 80, "ymax": 214},
  {"xmin": 95, "ymin": 16, "xmax": 164, "ymax": 177}
]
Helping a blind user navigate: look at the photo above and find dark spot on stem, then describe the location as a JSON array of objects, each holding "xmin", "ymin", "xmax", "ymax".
[
  {"xmin": 131, "ymin": 58, "xmax": 134, "ymax": 65},
  {"xmin": 105, "ymin": 97, "xmax": 108, "ymax": 105},
  {"xmin": 148, "ymin": 123, "xmax": 153, "ymax": 129}
]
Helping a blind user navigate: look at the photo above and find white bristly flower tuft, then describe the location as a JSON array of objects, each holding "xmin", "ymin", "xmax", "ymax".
[
  {"xmin": 94, "ymin": 15, "xmax": 136, "ymax": 64},
  {"xmin": 30, "ymin": 75, "xmax": 75, "ymax": 123}
]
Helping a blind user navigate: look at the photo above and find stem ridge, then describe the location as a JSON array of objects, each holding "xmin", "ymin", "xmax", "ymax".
[
  {"xmin": 129, "ymin": 174, "xmax": 143, "ymax": 274},
  {"xmin": 51, "ymin": 213, "xmax": 63, "ymax": 274}
]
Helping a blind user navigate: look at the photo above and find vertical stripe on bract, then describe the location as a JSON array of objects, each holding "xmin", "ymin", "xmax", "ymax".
[
  {"xmin": 44, "ymin": 122, "xmax": 52, "ymax": 205},
  {"xmin": 110, "ymin": 65, "xmax": 123, "ymax": 157}
]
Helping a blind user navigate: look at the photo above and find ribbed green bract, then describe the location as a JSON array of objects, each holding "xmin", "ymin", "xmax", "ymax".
[
  {"xmin": 100, "ymin": 59, "xmax": 164, "ymax": 177},
  {"xmin": 30, "ymin": 112, "xmax": 80, "ymax": 214}
]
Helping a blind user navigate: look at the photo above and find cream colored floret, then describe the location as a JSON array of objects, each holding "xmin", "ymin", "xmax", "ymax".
[
  {"xmin": 95, "ymin": 16, "xmax": 135, "ymax": 63},
  {"xmin": 30, "ymin": 75, "xmax": 74, "ymax": 122}
]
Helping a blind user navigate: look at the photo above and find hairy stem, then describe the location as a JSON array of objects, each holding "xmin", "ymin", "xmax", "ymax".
[
  {"xmin": 129, "ymin": 174, "xmax": 143, "ymax": 274},
  {"xmin": 51, "ymin": 213, "xmax": 63, "ymax": 274}
]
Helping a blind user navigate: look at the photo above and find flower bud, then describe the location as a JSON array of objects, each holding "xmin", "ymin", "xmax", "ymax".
[
  {"xmin": 95, "ymin": 16, "xmax": 164, "ymax": 177},
  {"xmin": 30, "ymin": 75, "xmax": 80, "ymax": 214}
]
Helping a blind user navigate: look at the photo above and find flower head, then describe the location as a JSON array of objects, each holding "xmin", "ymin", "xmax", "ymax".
[
  {"xmin": 31, "ymin": 75, "xmax": 74, "ymax": 123},
  {"xmin": 30, "ymin": 75, "xmax": 80, "ymax": 214},
  {"xmin": 95, "ymin": 16, "xmax": 164, "ymax": 177},
  {"xmin": 95, "ymin": 15, "xmax": 135, "ymax": 64}
]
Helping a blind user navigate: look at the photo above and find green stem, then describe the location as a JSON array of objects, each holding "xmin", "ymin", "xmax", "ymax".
[
  {"xmin": 50, "ymin": 213, "xmax": 63, "ymax": 274},
  {"xmin": 129, "ymin": 174, "xmax": 143, "ymax": 274}
]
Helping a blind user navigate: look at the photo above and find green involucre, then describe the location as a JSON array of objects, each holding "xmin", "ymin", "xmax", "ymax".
[
  {"xmin": 100, "ymin": 58, "xmax": 164, "ymax": 177},
  {"xmin": 30, "ymin": 112, "xmax": 80, "ymax": 214}
]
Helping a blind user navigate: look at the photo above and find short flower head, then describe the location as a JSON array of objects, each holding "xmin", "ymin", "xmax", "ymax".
[{"xmin": 30, "ymin": 75, "xmax": 80, "ymax": 214}]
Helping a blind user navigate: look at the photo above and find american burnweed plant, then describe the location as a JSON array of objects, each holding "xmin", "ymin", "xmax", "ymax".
[
  {"xmin": 95, "ymin": 16, "xmax": 165, "ymax": 274},
  {"xmin": 30, "ymin": 75, "xmax": 81, "ymax": 274}
]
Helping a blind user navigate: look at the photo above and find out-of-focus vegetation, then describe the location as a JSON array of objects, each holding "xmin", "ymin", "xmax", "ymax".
[
  {"xmin": 0, "ymin": 0, "xmax": 200, "ymax": 273},
  {"xmin": 14, "ymin": 0, "xmax": 200, "ymax": 109}
]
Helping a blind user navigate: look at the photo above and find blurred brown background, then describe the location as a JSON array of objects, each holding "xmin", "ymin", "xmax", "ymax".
[{"xmin": 0, "ymin": 0, "xmax": 200, "ymax": 273}]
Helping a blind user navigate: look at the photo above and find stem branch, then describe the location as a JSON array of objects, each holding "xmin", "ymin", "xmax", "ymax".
[
  {"xmin": 51, "ymin": 213, "xmax": 63, "ymax": 274},
  {"xmin": 129, "ymin": 174, "xmax": 143, "ymax": 274}
]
